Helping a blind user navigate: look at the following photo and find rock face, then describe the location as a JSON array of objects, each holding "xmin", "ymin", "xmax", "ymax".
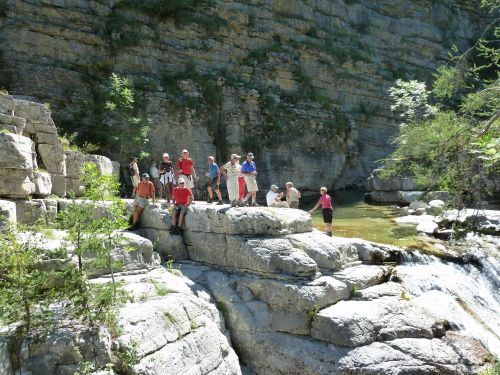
[{"xmin": 0, "ymin": 1, "xmax": 485, "ymax": 189}]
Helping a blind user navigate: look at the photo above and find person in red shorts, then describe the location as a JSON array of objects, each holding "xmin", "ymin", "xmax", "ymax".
[
  {"xmin": 309, "ymin": 186, "xmax": 333, "ymax": 237},
  {"xmin": 238, "ymin": 173, "xmax": 246, "ymax": 201},
  {"xmin": 170, "ymin": 178, "xmax": 194, "ymax": 235}
]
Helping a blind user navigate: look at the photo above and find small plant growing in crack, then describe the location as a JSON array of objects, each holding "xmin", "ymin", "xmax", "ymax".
[{"xmin": 306, "ymin": 305, "xmax": 320, "ymax": 323}]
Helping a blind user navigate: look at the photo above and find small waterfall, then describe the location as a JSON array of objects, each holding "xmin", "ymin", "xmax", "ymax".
[{"xmin": 396, "ymin": 250, "xmax": 500, "ymax": 357}]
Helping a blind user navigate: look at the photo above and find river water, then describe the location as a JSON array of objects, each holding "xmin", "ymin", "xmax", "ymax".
[{"xmin": 309, "ymin": 190, "xmax": 500, "ymax": 357}]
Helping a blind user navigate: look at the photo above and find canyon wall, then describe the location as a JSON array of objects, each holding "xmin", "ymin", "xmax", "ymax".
[{"xmin": 0, "ymin": 0, "xmax": 485, "ymax": 190}]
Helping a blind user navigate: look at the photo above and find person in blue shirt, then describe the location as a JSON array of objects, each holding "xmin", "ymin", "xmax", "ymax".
[
  {"xmin": 241, "ymin": 152, "xmax": 259, "ymax": 206},
  {"xmin": 205, "ymin": 155, "xmax": 223, "ymax": 204}
]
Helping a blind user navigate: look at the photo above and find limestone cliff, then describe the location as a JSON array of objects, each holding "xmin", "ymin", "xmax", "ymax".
[{"xmin": 0, "ymin": 0, "xmax": 486, "ymax": 189}]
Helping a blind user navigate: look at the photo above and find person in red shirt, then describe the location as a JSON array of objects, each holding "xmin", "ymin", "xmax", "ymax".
[
  {"xmin": 176, "ymin": 149, "xmax": 199, "ymax": 189},
  {"xmin": 128, "ymin": 173, "xmax": 155, "ymax": 231},
  {"xmin": 309, "ymin": 186, "xmax": 333, "ymax": 236},
  {"xmin": 170, "ymin": 178, "xmax": 194, "ymax": 235}
]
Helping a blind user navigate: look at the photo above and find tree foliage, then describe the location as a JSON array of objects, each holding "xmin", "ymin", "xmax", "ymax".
[
  {"xmin": 103, "ymin": 73, "xmax": 150, "ymax": 162},
  {"xmin": 383, "ymin": 4, "xmax": 500, "ymax": 207}
]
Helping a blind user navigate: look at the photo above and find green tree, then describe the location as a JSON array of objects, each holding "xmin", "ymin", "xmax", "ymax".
[
  {"xmin": 383, "ymin": 2, "xmax": 499, "ymax": 207},
  {"xmin": 104, "ymin": 73, "xmax": 150, "ymax": 162}
]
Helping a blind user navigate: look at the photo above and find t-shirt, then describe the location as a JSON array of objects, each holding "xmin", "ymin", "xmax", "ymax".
[
  {"xmin": 150, "ymin": 166, "xmax": 159, "ymax": 179},
  {"xmin": 287, "ymin": 187, "xmax": 300, "ymax": 203},
  {"xmin": 136, "ymin": 180, "xmax": 155, "ymax": 198},
  {"xmin": 320, "ymin": 194, "xmax": 332, "ymax": 209},
  {"xmin": 223, "ymin": 161, "xmax": 240, "ymax": 177},
  {"xmin": 241, "ymin": 160, "xmax": 256, "ymax": 174},
  {"xmin": 173, "ymin": 186, "xmax": 192, "ymax": 205},
  {"xmin": 208, "ymin": 163, "xmax": 219, "ymax": 179},
  {"xmin": 160, "ymin": 161, "xmax": 173, "ymax": 174},
  {"xmin": 177, "ymin": 158, "xmax": 194, "ymax": 175},
  {"xmin": 266, "ymin": 190, "xmax": 280, "ymax": 206}
]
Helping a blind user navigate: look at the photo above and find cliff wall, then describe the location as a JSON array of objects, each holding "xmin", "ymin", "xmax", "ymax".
[{"xmin": 0, "ymin": 0, "xmax": 485, "ymax": 189}]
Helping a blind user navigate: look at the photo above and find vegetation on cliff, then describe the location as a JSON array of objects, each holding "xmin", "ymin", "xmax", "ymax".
[{"xmin": 384, "ymin": 1, "xmax": 499, "ymax": 207}]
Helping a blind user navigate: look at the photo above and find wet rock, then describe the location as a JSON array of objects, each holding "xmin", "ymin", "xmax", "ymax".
[
  {"xmin": 437, "ymin": 209, "xmax": 500, "ymax": 235},
  {"xmin": 334, "ymin": 265, "xmax": 390, "ymax": 292}
]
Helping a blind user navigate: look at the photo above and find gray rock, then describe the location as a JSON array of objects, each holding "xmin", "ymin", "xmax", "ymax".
[
  {"xmin": 0, "ymin": 133, "xmax": 33, "ymax": 170},
  {"xmin": 428, "ymin": 199, "xmax": 445, "ymax": 209},
  {"xmin": 416, "ymin": 221, "xmax": 438, "ymax": 235},
  {"xmin": 139, "ymin": 204, "xmax": 171, "ymax": 230},
  {"xmin": 401, "ymin": 177, "xmax": 418, "ymax": 191},
  {"xmin": 50, "ymin": 173, "xmax": 66, "ymax": 197},
  {"xmin": 85, "ymin": 231, "xmax": 160, "ymax": 276},
  {"xmin": 111, "ymin": 161, "xmax": 120, "ymax": 179},
  {"xmin": 370, "ymin": 169, "xmax": 402, "ymax": 191},
  {"xmin": 38, "ymin": 143, "xmax": 66, "ymax": 175},
  {"xmin": 19, "ymin": 324, "xmax": 112, "ymax": 375},
  {"xmin": 33, "ymin": 171, "xmax": 52, "ymax": 197},
  {"xmin": 287, "ymin": 231, "xmax": 359, "ymax": 270},
  {"xmin": 65, "ymin": 150, "xmax": 85, "ymax": 179},
  {"xmin": 0, "ymin": 113, "xmax": 26, "ymax": 134},
  {"xmin": 0, "ymin": 169, "xmax": 35, "ymax": 198},
  {"xmin": 15, "ymin": 199, "xmax": 48, "ymax": 225},
  {"xmin": 311, "ymin": 298, "xmax": 443, "ymax": 347},
  {"xmin": 415, "ymin": 207, "xmax": 427, "ymax": 215},
  {"xmin": 13, "ymin": 99, "xmax": 53, "ymax": 125},
  {"xmin": 84, "ymin": 154, "xmax": 114, "ymax": 176},
  {"xmin": 186, "ymin": 233, "xmax": 318, "ymax": 278},
  {"xmin": 0, "ymin": 336, "xmax": 13, "ymax": 375},
  {"xmin": 0, "ymin": 94, "xmax": 14, "ymax": 115},
  {"xmin": 0, "ymin": 199, "xmax": 16, "ymax": 227},
  {"xmin": 140, "ymin": 227, "xmax": 188, "ymax": 260},
  {"xmin": 337, "ymin": 335, "xmax": 489, "ymax": 374},
  {"xmin": 398, "ymin": 191, "xmax": 423, "ymax": 204},
  {"xmin": 409, "ymin": 200, "xmax": 428, "ymax": 210},
  {"xmin": 338, "ymin": 237, "xmax": 394, "ymax": 263},
  {"xmin": 354, "ymin": 282, "xmax": 407, "ymax": 301},
  {"xmin": 437, "ymin": 209, "xmax": 500, "ymax": 235},
  {"xmin": 365, "ymin": 191, "xmax": 400, "ymax": 203},
  {"xmin": 334, "ymin": 265, "xmax": 390, "ymax": 292},
  {"xmin": 427, "ymin": 191, "xmax": 449, "ymax": 202},
  {"xmin": 395, "ymin": 214, "xmax": 435, "ymax": 225},
  {"xmin": 66, "ymin": 177, "xmax": 84, "ymax": 197},
  {"xmin": 184, "ymin": 204, "xmax": 312, "ymax": 235}
]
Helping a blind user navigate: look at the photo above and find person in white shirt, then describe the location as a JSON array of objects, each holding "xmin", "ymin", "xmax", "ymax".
[
  {"xmin": 266, "ymin": 184, "xmax": 287, "ymax": 207},
  {"xmin": 150, "ymin": 160, "xmax": 160, "ymax": 198}
]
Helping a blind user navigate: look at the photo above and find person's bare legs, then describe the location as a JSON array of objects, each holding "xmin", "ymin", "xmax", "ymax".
[
  {"xmin": 179, "ymin": 211, "xmax": 186, "ymax": 227},
  {"xmin": 132, "ymin": 205, "xmax": 144, "ymax": 225},
  {"xmin": 325, "ymin": 223, "xmax": 332, "ymax": 236},
  {"xmin": 207, "ymin": 186, "xmax": 214, "ymax": 200},
  {"xmin": 215, "ymin": 188, "xmax": 222, "ymax": 201}
]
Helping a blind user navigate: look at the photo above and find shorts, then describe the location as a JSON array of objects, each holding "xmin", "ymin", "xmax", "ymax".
[
  {"xmin": 134, "ymin": 196, "xmax": 149, "ymax": 208},
  {"xmin": 160, "ymin": 172, "xmax": 174, "ymax": 184},
  {"xmin": 322, "ymin": 208, "xmax": 333, "ymax": 224},
  {"xmin": 244, "ymin": 175, "xmax": 259, "ymax": 192},
  {"xmin": 209, "ymin": 177, "xmax": 220, "ymax": 191},
  {"xmin": 289, "ymin": 201, "xmax": 299, "ymax": 209},
  {"xmin": 174, "ymin": 204, "xmax": 189, "ymax": 216},
  {"xmin": 179, "ymin": 174, "xmax": 194, "ymax": 189}
]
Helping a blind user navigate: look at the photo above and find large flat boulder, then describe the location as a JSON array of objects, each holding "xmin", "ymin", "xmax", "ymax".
[
  {"xmin": 140, "ymin": 227, "xmax": 188, "ymax": 260},
  {"xmin": 333, "ymin": 265, "xmax": 390, "ymax": 292},
  {"xmin": 287, "ymin": 231, "xmax": 359, "ymax": 270},
  {"xmin": 0, "ymin": 169, "xmax": 35, "ymax": 198},
  {"xmin": 33, "ymin": 171, "xmax": 52, "ymax": 197},
  {"xmin": 185, "ymin": 204, "xmax": 312, "ymax": 235},
  {"xmin": 311, "ymin": 298, "xmax": 444, "ymax": 347},
  {"xmin": 185, "ymin": 233, "xmax": 318, "ymax": 278},
  {"xmin": 0, "ymin": 94, "xmax": 14, "ymax": 115},
  {"xmin": 38, "ymin": 143, "xmax": 66, "ymax": 175},
  {"xmin": 65, "ymin": 150, "xmax": 85, "ymax": 179},
  {"xmin": 437, "ymin": 209, "xmax": 500, "ymax": 235},
  {"xmin": 84, "ymin": 154, "xmax": 114, "ymax": 176},
  {"xmin": 0, "ymin": 113, "xmax": 26, "ymax": 134}
]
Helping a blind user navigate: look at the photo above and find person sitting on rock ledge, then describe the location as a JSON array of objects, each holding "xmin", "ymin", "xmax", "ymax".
[
  {"xmin": 266, "ymin": 185, "xmax": 287, "ymax": 207},
  {"xmin": 128, "ymin": 173, "xmax": 155, "ymax": 231},
  {"xmin": 309, "ymin": 186, "xmax": 333, "ymax": 237},
  {"xmin": 170, "ymin": 178, "xmax": 193, "ymax": 235}
]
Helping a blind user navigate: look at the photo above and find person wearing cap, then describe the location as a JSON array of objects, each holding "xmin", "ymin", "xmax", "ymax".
[
  {"xmin": 159, "ymin": 153, "xmax": 174, "ymax": 202},
  {"xmin": 309, "ymin": 186, "xmax": 333, "ymax": 237},
  {"xmin": 128, "ymin": 173, "xmax": 155, "ymax": 230},
  {"xmin": 221, "ymin": 154, "xmax": 242, "ymax": 207},
  {"xmin": 129, "ymin": 157, "xmax": 140, "ymax": 197},
  {"xmin": 150, "ymin": 160, "xmax": 160, "ymax": 199},
  {"xmin": 241, "ymin": 152, "xmax": 259, "ymax": 206},
  {"xmin": 176, "ymin": 149, "xmax": 198, "ymax": 189},
  {"xmin": 170, "ymin": 177, "xmax": 194, "ymax": 235},
  {"xmin": 266, "ymin": 184, "xmax": 287, "ymax": 207},
  {"xmin": 286, "ymin": 182, "xmax": 301, "ymax": 209},
  {"xmin": 205, "ymin": 156, "xmax": 223, "ymax": 205}
]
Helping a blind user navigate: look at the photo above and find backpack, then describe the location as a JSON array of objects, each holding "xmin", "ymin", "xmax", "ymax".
[{"xmin": 127, "ymin": 163, "xmax": 136, "ymax": 177}]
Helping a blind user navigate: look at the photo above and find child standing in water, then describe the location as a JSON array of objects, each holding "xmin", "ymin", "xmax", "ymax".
[{"xmin": 309, "ymin": 187, "xmax": 333, "ymax": 236}]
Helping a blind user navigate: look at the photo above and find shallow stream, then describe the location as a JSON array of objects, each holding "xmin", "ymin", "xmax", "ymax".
[{"xmin": 310, "ymin": 189, "xmax": 439, "ymax": 249}]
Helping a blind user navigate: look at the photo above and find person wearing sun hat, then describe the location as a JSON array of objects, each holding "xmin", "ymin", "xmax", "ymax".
[
  {"xmin": 221, "ymin": 153, "xmax": 242, "ymax": 207},
  {"xmin": 170, "ymin": 177, "xmax": 194, "ymax": 235},
  {"xmin": 159, "ymin": 153, "xmax": 174, "ymax": 202},
  {"xmin": 241, "ymin": 152, "xmax": 259, "ymax": 206},
  {"xmin": 128, "ymin": 172, "xmax": 155, "ymax": 230}
]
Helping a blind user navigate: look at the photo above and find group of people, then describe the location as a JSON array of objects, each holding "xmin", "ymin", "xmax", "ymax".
[{"xmin": 126, "ymin": 149, "xmax": 334, "ymax": 236}]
